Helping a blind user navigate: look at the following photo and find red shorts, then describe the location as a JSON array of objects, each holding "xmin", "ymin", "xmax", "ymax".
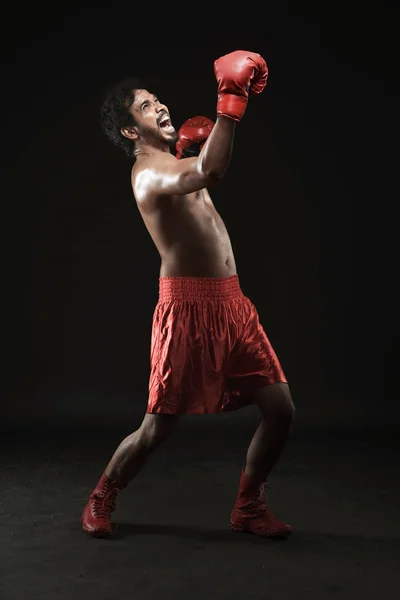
[{"xmin": 147, "ymin": 275, "xmax": 287, "ymax": 415}]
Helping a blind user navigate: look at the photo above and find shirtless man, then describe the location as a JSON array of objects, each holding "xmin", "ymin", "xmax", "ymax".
[{"xmin": 81, "ymin": 50, "xmax": 295, "ymax": 538}]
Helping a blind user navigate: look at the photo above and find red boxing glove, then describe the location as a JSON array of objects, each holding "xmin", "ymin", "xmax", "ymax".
[
  {"xmin": 176, "ymin": 115, "xmax": 215, "ymax": 159},
  {"xmin": 214, "ymin": 50, "xmax": 268, "ymax": 122}
]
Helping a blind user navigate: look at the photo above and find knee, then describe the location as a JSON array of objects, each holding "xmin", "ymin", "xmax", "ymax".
[
  {"xmin": 257, "ymin": 383, "xmax": 295, "ymax": 424},
  {"xmin": 281, "ymin": 385, "xmax": 296, "ymax": 421},
  {"xmin": 137, "ymin": 414, "xmax": 178, "ymax": 450}
]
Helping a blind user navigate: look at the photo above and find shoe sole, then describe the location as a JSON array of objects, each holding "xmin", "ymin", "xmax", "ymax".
[
  {"xmin": 81, "ymin": 520, "xmax": 112, "ymax": 538},
  {"xmin": 230, "ymin": 521, "xmax": 292, "ymax": 538},
  {"xmin": 83, "ymin": 530, "xmax": 112, "ymax": 538}
]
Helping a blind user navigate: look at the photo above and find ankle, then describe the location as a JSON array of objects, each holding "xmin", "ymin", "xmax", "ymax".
[
  {"xmin": 102, "ymin": 470, "xmax": 127, "ymax": 488},
  {"xmin": 244, "ymin": 465, "xmax": 268, "ymax": 482}
]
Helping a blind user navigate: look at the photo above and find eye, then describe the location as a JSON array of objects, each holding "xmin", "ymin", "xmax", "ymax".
[{"xmin": 142, "ymin": 102, "xmax": 149, "ymax": 111}]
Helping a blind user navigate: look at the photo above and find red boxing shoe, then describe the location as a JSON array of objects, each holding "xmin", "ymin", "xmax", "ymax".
[
  {"xmin": 81, "ymin": 473, "xmax": 127, "ymax": 538},
  {"xmin": 230, "ymin": 468, "xmax": 292, "ymax": 538}
]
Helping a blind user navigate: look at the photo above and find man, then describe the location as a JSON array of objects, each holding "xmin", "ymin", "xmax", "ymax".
[{"xmin": 82, "ymin": 50, "xmax": 295, "ymax": 539}]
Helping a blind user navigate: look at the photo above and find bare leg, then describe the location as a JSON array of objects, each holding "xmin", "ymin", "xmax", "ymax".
[
  {"xmin": 105, "ymin": 413, "xmax": 179, "ymax": 483},
  {"xmin": 230, "ymin": 383, "xmax": 294, "ymax": 537},
  {"xmin": 244, "ymin": 383, "xmax": 295, "ymax": 481}
]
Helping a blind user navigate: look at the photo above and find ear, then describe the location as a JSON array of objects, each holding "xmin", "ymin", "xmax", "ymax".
[{"xmin": 121, "ymin": 126, "xmax": 138, "ymax": 141}]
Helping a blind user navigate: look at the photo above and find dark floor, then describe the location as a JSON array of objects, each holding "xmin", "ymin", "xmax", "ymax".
[{"xmin": 1, "ymin": 414, "xmax": 399, "ymax": 600}]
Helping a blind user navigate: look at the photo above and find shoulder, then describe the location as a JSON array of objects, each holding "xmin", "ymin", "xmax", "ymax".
[
  {"xmin": 131, "ymin": 158, "xmax": 153, "ymax": 203},
  {"xmin": 131, "ymin": 153, "xmax": 178, "ymax": 202}
]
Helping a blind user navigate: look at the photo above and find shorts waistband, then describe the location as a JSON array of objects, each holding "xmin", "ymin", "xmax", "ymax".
[{"xmin": 158, "ymin": 275, "xmax": 243, "ymax": 301}]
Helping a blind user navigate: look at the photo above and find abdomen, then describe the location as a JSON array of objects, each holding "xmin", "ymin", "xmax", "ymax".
[{"xmin": 141, "ymin": 191, "xmax": 237, "ymax": 277}]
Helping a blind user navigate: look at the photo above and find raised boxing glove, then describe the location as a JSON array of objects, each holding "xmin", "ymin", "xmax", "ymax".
[
  {"xmin": 176, "ymin": 115, "xmax": 215, "ymax": 159},
  {"xmin": 214, "ymin": 50, "xmax": 268, "ymax": 122}
]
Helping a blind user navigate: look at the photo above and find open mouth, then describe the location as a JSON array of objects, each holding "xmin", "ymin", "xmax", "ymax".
[{"xmin": 159, "ymin": 115, "xmax": 174, "ymax": 133}]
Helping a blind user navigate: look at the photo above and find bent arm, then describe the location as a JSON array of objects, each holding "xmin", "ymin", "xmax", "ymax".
[
  {"xmin": 198, "ymin": 115, "xmax": 236, "ymax": 180},
  {"xmin": 134, "ymin": 116, "xmax": 236, "ymax": 199}
]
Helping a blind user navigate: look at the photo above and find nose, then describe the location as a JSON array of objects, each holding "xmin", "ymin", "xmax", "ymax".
[{"xmin": 156, "ymin": 101, "xmax": 168, "ymax": 114}]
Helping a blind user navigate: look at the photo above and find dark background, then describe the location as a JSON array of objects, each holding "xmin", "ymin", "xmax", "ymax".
[{"xmin": 1, "ymin": 4, "xmax": 396, "ymax": 433}]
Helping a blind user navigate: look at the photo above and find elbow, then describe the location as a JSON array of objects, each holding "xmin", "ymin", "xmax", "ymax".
[
  {"xmin": 203, "ymin": 170, "xmax": 222, "ymax": 187},
  {"xmin": 198, "ymin": 159, "xmax": 225, "ymax": 186}
]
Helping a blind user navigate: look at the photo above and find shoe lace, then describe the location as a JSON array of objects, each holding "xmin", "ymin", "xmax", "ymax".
[
  {"xmin": 251, "ymin": 481, "xmax": 267, "ymax": 503},
  {"xmin": 92, "ymin": 488, "xmax": 119, "ymax": 519},
  {"xmin": 253, "ymin": 483, "xmax": 282, "ymax": 523},
  {"xmin": 243, "ymin": 482, "xmax": 269, "ymax": 516},
  {"xmin": 92, "ymin": 482, "xmax": 126, "ymax": 533}
]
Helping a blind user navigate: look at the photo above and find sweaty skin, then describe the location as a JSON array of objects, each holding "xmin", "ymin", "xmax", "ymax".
[
  {"xmin": 127, "ymin": 90, "xmax": 238, "ymax": 278},
  {"xmin": 134, "ymin": 184, "xmax": 237, "ymax": 277}
]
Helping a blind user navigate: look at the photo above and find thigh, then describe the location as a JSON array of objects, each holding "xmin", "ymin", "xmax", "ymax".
[
  {"xmin": 148, "ymin": 300, "xmax": 229, "ymax": 414},
  {"xmin": 227, "ymin": 301, "xmax": 287, "ymax": 396}
]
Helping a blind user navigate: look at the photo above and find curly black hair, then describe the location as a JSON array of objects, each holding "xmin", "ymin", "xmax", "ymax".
[{"xmin": 100, "ymin": 77, "xmax": 146, "ymax": 158}]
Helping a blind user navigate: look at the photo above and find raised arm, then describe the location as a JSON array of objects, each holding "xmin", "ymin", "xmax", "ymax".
[
  {"xmin": 134, "ymin": 50, "xmax": 268, "ymax": 200},
  {"xmin": 133, "ymin": 116, "xmax": 235, "ymax": 200}
]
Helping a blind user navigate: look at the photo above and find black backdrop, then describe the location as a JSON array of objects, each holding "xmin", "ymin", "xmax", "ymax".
[{"xmin": 1, "ymin": 5, "xmax": 395, "ymax": 431}]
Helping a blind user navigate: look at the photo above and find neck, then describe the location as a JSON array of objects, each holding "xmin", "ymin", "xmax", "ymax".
[{"xmin": 134, "ymin": 139, "xmax": 171, "ymax": 158}]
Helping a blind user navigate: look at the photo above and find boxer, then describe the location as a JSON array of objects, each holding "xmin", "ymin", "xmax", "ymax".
[{"xmin": 82, "ymin": 51, "xmax": 295, "ymax": 538}]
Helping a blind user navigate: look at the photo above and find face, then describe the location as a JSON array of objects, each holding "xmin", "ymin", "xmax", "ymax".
[{"xmin": 126, "ymin": 89, "xmax": 177, "ymax": 148}]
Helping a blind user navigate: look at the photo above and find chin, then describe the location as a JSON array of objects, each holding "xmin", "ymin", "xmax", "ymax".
[
  {"xmin": 169, "ymin": 130, "xmax": 178, "ymax": 145},
  {"xmin": 165, "ymin": 130, "xmax": 177, "ymax": 150}
]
